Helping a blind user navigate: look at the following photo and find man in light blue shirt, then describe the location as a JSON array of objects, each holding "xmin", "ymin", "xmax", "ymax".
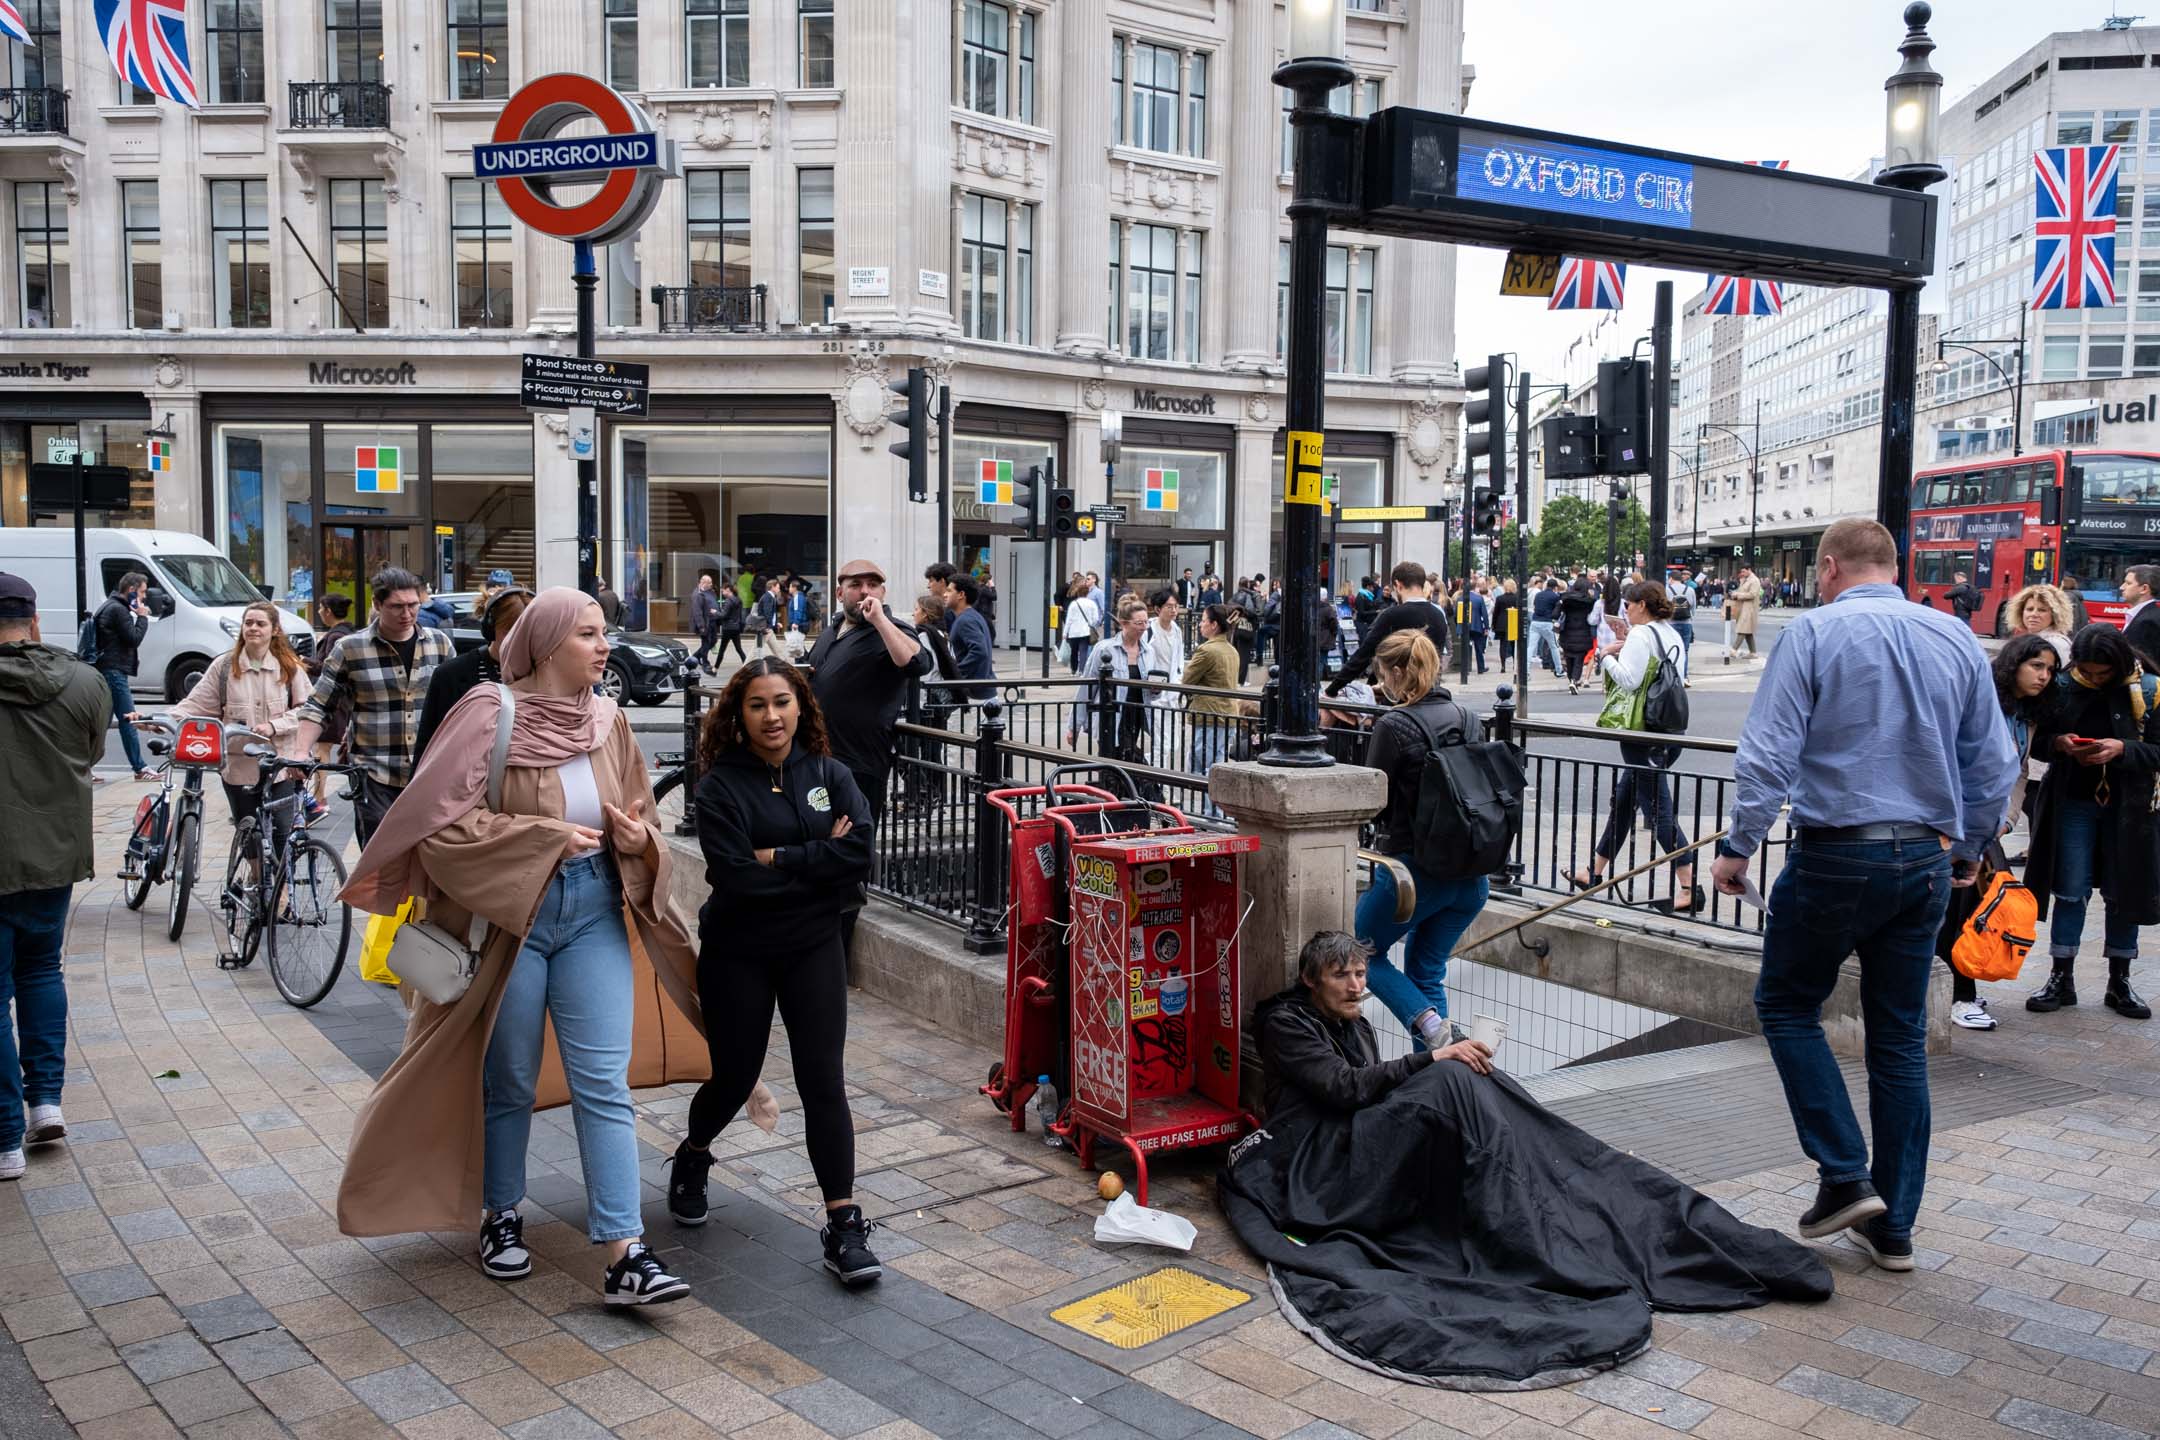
[{"xmin": 1710, "ymin": 519, "xmax": 2017, "ymax": 1274}]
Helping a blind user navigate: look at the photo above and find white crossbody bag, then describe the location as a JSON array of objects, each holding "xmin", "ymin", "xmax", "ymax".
[{"xmin": 386, "ymin": 683, "xmax": 515, "ymax": 1006}]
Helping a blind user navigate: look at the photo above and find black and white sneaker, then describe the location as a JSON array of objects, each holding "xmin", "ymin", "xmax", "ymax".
[
  {"xmin": 668, "ymin": 1140, "xmax": 714, "ymax": 1226},
  {"xmin": 603, "ymin": 1243, "xmax": 691, "ymax": 1307},
  {"xmin": 478, "ymin": 1208, "xmax": 532, "ymax": 1280},
  {"xmin": 1797, "ymin": 1178, "xmax": 1886, "ymax": 1239},
  {"xmin": 1846, "ymin": 1216, "xmax": 1916, "ymax": 1272},
  {"xmin": 821, "ymin": 1205, "xmax": 883, "ymax": 1287}
]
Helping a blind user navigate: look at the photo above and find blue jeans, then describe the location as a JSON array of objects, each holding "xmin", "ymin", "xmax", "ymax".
[
  {"xmin": 1674, "ymin": 620, "xmax": 1696, "ymax": 650},
  {"xmin": 1, "ymin": 886, "xmax": 72, "ymax": 1153},
  {"xmin": 2044, "ymin": 792, "xmax": 2141, "ymax": 960},
  {"xmin": 1354, "ymin": 860, "xmax": 1489, "ymax": 1031},
  {"xmin": 483, "ymin": 853, "xmax": 643, "ymax": 1242},
  {"xmin": 1468, "ymin": 632, "xmax": 1488, "ymax": 673},
  {"xmin": 102, "ymin": 670, "xmax": 144, "ymax": 773},
  {"xmin": 1755, "ymin": 837, "xmax": 1950, "ymax": 1241},
  {"xmin": 1530, "ymin": 620, "xmax": 1562, "ymax": 676}
]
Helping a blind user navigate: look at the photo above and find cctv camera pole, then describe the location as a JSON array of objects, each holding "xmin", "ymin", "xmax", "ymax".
[
  {"xmin": 574, "ymin": 239, "xmax": 598, "ymax": 600},
  {"xmin": 937, "ymin": 382, "xmax": 953, "ymax": 566},
  {"xmin": 1515, "ymin": 369, "xmax": 1533, "ymax": 716},
  {"xmin": 1647, "ymin": 280, "xmax": 1673, "ymax": 578}
]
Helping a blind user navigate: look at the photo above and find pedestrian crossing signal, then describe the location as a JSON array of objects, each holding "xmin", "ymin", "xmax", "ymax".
[
  {"xmin": 1144, "ymin": 467, "xmax": 1179, "ymax": 512},
  {"xmin": 979, "ymin": 458, "xmax": 1013, "ymax": 506}
]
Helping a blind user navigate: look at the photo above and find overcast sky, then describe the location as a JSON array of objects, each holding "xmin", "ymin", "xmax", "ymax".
[{"xmin": 1449, "ymin": 0, "xmax": 2072, "ymax": 387}]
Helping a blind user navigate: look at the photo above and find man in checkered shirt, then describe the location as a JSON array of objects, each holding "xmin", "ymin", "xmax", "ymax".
[{"xmin": 288, "ymin": 567, "xmax": 455, "ymax": 846}]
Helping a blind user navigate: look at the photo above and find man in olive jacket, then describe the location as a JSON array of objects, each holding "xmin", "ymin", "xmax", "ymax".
[{"xmin": 0, "ymin": 572, "xmax": 111, "ymax": 1175}]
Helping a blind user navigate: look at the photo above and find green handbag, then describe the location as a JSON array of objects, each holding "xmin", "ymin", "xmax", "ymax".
[{"xmin": 1595, "ymin": 654, "xmax": 1654, "ymax": 731}]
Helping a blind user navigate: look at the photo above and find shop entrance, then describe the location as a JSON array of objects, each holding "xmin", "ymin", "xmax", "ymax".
[{"xmin": 323, "ymin": 523, "xmax": 429, "ymax": 628}]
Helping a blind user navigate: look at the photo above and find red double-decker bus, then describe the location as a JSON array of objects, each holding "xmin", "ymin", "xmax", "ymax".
[{"xmin": 1907, "ymin": 449, "xmax": 2160, "ymax": 634}]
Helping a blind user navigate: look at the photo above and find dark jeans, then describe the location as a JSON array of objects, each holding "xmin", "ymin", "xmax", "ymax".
[
  {"xmin": 1254, "ymin": 623, "xmax": 1277, "ymax": 666},
  {"xmin": 692, "ymin": 626, "xmax": 717, "ymax": 668},
  {"xmin": 1067, "ymin": 637, "xmax": 1092, "ymax": 674},
  {"xmin": 1593, "ymin": 747, "xmax": 1690, "ymax": 875},
  {"xmin": 353, "ymin": 775, "xmax": 403, "ymax": 849},
  {"xmin": 1468, "ymin": 631, "xmax": 1488, "ymax": 673},
  {"xmin": 1, "ymin": 885, "xmax": 71, "ymax": 1152},
  {"xmin": 102, "ymin": 669, "xmax": 145, "ymax": 773},
  {"xmin": 1755, "ymin": 836, "xmax": 1950, "ymax": 1241}
]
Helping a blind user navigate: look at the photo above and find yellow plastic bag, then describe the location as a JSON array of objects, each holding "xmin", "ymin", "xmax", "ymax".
[{"xmin": 359, "ymin": 899, "xmax": 413, "ymax": 986}]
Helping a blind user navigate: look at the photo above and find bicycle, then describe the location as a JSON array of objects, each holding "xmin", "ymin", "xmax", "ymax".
[
  {"xmin": 119, "ymin": 716, "xmax": 246, "ymax": 943},
  {"xmin": 216, "ymin": 747, "xmax": 362, "ymax": 1008}
]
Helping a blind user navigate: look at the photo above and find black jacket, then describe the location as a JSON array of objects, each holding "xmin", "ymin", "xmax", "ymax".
[
  {"xmin": 2027, "ymin": 673, "xmax": 2160, "ymax": 928},
  {"xmin": 413, "ymin": 646, "xmax": 501, "ymax": 764},
  {"xmin": 1531, "ymin": 587, "xmax": 1561, "ymax": 622},
  {"xmin": 694, "ymin": 744, "xmax": 874, "ymax": 940},
  {"xmin": 689, "ymin": 587, "xmax": 722, "ymax": 636},
  {"xmin": 1363, "ymin": 686, "xmax": 1479, "ymax": 855},
  {"xmin": 94, "ymin": 592, "xmax": 149, "ymax": 676},
  {"xmin": 1945, "ymin": 582, "xmax": 1982, "ymax": 622},
  {"xmin": 1328, "ymin": 599, "xmax": 1450, "ymax": 695},
  {"xmin": 2124, "ymin": 603, "xmax": 2160, "ymax": 667},
  {"xmin": 1255, "ymin": 983, "xmax": 1433, "ymax": 1136},
  {"xmin": 1556, "ymin": 586, "xmax": 1598, "ymax": 651}
]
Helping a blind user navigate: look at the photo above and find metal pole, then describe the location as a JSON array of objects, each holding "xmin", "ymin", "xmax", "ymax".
[
  {"xmin": 1258, "ymin": 53, "xmax": 1349, "ymax": 768},
  {"xmin": 1876, "ymin": 284, "xmax": 1922, "ymax": 586},
  {"xmin": 1040, "ymin": 458, "xmax": 1055, "ymax": 679},
  {"xmin": 1691, "ymin": 433, "xmax": 1702, "ymax": 558},
  {"xmin": 937, "ymin": 383, "xmax": 953, "ymax": 566},
  {"xmin": 1458, "ymin": 445, "xmax": 1474, "ymax": 687},
  {"xmin": 1515, "ymin": 369, "xmax": 1532, "ymax": 716},
  {"xmin": 2012, "ymin": 306, "xmax": 2026, "ymax": 457},
  {"xmin": 573, "ymin": 239, "xmax": 598, "ymax": 599},
  {"xmin": 72, "ymin": 453, "xmax": 87, "ymax": 628},
  {"xmin": 1647, "ymin": 281, "xmax": 1673, "ymax": 578},
  {"xmin": 1746, "ymin": 398, "xmax": 1761, "ymax": 575}
]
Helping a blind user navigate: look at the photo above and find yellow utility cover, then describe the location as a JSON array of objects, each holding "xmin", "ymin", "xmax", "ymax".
[{"xmin": 1050, "ymin": 1267, "xmax": 1252, "ymax": 1349}]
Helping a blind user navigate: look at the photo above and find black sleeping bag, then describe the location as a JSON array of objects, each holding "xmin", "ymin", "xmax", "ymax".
[{"xmin": 1220, "ymin": 1030, "xmax": 1833, "ymax": 1390}]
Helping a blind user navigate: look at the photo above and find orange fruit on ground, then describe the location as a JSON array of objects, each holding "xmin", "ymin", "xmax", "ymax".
[{"xmin": 1099, "ymin": 1172, "xmax": 1125, "ymax": 1201}]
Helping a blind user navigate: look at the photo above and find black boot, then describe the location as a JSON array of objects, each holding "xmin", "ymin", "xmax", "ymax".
[
  {"xmin": 2104, "ymin": 959, "xmax": 2152, "ymax": 1020},
  {"xmin": 2026, "ymin": 962, "xmax": 2077, "ymax": 1013}
]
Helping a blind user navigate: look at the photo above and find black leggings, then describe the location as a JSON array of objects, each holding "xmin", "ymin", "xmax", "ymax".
[
  {"xmin": 687, "ymin": 928, "xmax": 854, "ymax": 1203},
  {"xmin": 1594, "ymin": 750, "xmax": 1692, "ymax": 875}
]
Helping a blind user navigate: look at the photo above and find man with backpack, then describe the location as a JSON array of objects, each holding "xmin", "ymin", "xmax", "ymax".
[
  {"xmin": 1327, "ymin": 561, "xmax": 1451, "ymax": 700},
  {"xmin": 88, "ymin": 571, "xmax": 155, "ymax": 782},
  {"xmin": 1665, "ymin": 570, "xmax": 1699, "ymax": 657}
]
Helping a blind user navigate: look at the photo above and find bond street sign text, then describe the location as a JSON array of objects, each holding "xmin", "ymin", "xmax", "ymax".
[{"xmin": 520, "ymin": 353, "xmax": 650, "ymax": 416}]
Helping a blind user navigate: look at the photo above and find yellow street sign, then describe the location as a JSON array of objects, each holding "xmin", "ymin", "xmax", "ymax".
[
  {"xmin": 1500, "ymin": 250, "xmax": 1562, "ymax": 297},
  {"xmin": 1283, "ymin": 430, "xmax": 1325, "ymax": 507},
  {"xmin": 1340, "ymin": 505, "xmax": 1444, "ymax": 522}
]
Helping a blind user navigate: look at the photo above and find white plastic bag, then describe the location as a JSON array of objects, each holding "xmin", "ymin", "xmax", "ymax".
[{"xmin": 1093, "ymin": 1192, "xmax": 1196, "ymax": 1251}]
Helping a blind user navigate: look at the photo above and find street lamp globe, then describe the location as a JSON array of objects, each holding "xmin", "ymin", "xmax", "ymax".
[
  {"xmin": 1881, "ymin": 2, "xmax": 1945, "ymax": 185},
  {"xmin": 1288, "ymin": 0, "xmax": 1347, "ymax": 64}
]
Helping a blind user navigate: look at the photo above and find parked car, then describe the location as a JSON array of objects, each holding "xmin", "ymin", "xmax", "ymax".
[{"xmin": 444, "ymin": 600, "xmax": 691, "ymax": 705}]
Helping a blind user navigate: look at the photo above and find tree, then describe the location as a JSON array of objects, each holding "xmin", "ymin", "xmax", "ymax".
[{"xmin": 1529, "ymin": 494, "xmax": 1651, "ymax": 573}]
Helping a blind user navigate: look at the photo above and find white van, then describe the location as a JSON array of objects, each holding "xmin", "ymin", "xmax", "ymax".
[{"xmin": 0, "ymin": 528, "xmax": 315, "ymax": 703}]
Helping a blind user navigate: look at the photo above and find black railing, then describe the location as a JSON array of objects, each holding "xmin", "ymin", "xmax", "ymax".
[
  {"xmin": 0, "ymin": 87, "xmax": 67, "ymax": 136},
  {"xmin": 288, "ymin": 80, "xmax": 393, "ymax": 130},
  {"xmin": 651, "ymin": 284, "xmax": 768, "ymax": 333}
]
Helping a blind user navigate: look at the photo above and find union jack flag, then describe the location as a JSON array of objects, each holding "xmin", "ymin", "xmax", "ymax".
[
  {"xmin": 1704, "ymin": 162, "xmax": 1789, "ymax": 315},
  {"xmin": 0, "ymin": 1, "xmax": 32, "ymax": 47},
  {"xmin": 2031, "ymin": 145, "xmax": 2121, "ymax": 310},
  {"xmin": 95, "ymin": 0, "xmax": 198, "ymax": 108},
  {"xmin": 1548, "ymin": 258, "xmax": 1626, "ymax": 311}
]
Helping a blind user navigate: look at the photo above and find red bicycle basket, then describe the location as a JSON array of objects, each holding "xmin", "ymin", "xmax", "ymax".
[{"xmin": 175, "ymin": 719, "xmax": 224, "ymax": 768}]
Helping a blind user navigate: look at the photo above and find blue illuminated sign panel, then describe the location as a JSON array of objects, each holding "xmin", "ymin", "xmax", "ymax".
[
  {"xmin": 473, "ymin": 132, "xmax": 662, "ymax": 181},
  {"xmin": 1454, "ymin": 132, "xmax": 1695, "ymax": 230}
]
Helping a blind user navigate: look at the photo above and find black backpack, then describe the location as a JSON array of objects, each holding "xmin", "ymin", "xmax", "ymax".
[
  {"xmin": 76, "ymin": 613, "xmax": 102, "ymax": 669},
  {"xmin": 1641, "ymin": 625, "xmax": 1690, "ymax": 736},
  {"xmin": 1403, "ymin": 702, "xmax": 1526, "ymax": 881}
]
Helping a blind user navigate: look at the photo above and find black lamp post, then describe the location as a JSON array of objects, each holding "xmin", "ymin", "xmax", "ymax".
[
  {"xmin": 1698, "ymin": 412, "xmax": 1761, "ymax": 572},
  {"xmin": 1260, "ymin": 0, "xmax": 1351, "ymax": 768},
  {"xmin": 1931, "ymin": 319, "xmax": 2027, "ymax": 456},
  {"xmin": 1873, "ymin": 1, "xmax": 1947, "ymax": 585}
]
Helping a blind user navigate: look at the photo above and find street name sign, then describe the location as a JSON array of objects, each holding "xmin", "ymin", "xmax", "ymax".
[
  {"xmin": 1091, "ymin": 504, "xmax": 1130, "ymax": 523},
  {"xmin": 520, "ymin": 353, "xmax": 650, "ymax": 415},
  {"xmin": 1340, "ymin": 505, "xmax": 1445, "ymax": 522}
]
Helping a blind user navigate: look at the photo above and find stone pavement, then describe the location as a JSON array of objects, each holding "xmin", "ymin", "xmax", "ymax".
[{"xmin": 5, "ymin": 780, "xmax": 2157, "ymax": 1440}]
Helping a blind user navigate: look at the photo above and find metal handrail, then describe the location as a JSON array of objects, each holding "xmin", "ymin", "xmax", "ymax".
[
  {"xmin": 288, "ymin": 79, "xmax": 393, "ymax": 130},
  {"xmin": 0, "ymin": 86, "xmax": 67, "ymax": 136}
]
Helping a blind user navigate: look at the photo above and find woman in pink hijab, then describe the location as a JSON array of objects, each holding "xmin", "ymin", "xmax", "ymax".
[{"xmin": 338, "ymin": 588, "xmax": 767, "ymax": 1308}]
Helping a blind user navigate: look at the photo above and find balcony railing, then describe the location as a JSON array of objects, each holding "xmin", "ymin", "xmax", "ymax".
[
  {"xmin": 651, "ymin": 284, "xmax": 768, "ymax": 333},
  {"xmin": 0, "ymin": 87, "xmax": 68, "ymax": 137},
  {"xmin": 288, "ymin": 80, "xmax": 393, "ymax": 131}
]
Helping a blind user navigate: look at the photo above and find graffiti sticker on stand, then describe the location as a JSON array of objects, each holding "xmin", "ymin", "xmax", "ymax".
[
  {"xmin": 1074, "ymin": 855, "xmax": 1121, "ymax": 898},
  {"xmin": 1128, "ymin": 966, "xmax": 1159, "ymax": 1021}
]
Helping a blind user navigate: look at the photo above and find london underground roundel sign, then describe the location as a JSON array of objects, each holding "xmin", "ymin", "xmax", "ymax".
[{"xmin": 474, "ymin": 73, "xmax": 677, "ymax": 245}]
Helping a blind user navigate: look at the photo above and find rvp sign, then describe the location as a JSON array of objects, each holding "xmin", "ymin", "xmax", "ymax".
[{"xmin": 474, "ymin": 74, "xmax": 677, "ymax": 244}]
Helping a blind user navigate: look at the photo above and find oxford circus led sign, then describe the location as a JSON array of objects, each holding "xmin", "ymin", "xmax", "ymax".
[{"xmin": 473, "ymin": 73, "xmax": 678, "ymax": 244}]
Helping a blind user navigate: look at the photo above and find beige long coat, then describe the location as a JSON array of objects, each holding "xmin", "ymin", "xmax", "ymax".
[
  {"xmin": 1728, "ymin": 574, "xmax": 1763, "ymax": 637},
  {"xmin": 336, "ymin": 714, "xmax": 709, "ymax": 1238}
]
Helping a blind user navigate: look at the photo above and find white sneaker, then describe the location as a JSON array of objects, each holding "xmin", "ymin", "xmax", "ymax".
[
  {"xmin": 26, "ymin": 1105, "xmax": 64, "ymax": 1144},
  {"xmin": 1951, "ymin": 1000, "xmax": 1997, "ymax": 1031},
  {"xmin": 0, "ymin": 1149, "xmax": 22, "ymax": 1181}
]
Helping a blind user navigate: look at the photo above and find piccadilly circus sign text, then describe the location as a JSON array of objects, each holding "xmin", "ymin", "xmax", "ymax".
[{"xmin": 473, "ymin": 74, "xmax": 678, "ymax": 244}]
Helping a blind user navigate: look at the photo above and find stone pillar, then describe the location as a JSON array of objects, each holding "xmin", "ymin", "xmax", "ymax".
[
  {"xmin": 153, "ymin": 392, "xmax": 203, "ymax": 536},
  {"xmin": 1007, "ymin": 6, "xmax": 1026, "ymax": 115},
  {"xmin": 532, "ymin": 413, "xmax": 578, "ymax": 590},
  {"xmin": 1210, "ymin": 762, "xmax": 1388, "ymax": 1020},
  {"xmin": 835, "ymin": 0, "xmax": 901, "ymax": 326},
  {"xmin": 1220, "ymin": 0, "xmax": 1276, "ymax": 373},
  {"xmin": 1053, "ymin": 0, "xmax": 1110, "ymax": 355},
  {"xmin": 1232, "ymin": 423, "xmax": 1275, "ymax": 583},
  {"xmin": 1389, "ymin": 0, "xmax": 1462, "ymax": 385}
]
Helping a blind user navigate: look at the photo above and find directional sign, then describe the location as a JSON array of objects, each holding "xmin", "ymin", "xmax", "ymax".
[
  {"xmin": 1498, "ymin": 250, "xmax": 1561, "ymax": 297},
  {"xmin": 520, "ymin": 353, "xmax": 650, "ymax": 415},
  {"xmin": 1340, "ymin": 505, "xmax": 1446, "ymax": 522},
  {"xmin": 1358, "ymin": 109, "xmax": 1935, "ymax": 289},
  {"xmin": 1090, "ymin": 504, "xmax": 1129, "ymax": 523}
]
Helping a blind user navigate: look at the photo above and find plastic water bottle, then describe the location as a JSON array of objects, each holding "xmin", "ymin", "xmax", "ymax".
[{"xmin": 1035, "ymin": 1075, "xmax": 1064, "ymax": 1148}]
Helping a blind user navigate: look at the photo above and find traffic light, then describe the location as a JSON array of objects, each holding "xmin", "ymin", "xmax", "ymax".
[
  {"xmin": 1472, "ymin": 486, "xmax": 1501, "ymax": 534},
  {"xmin": 1607, "ymin": 480, "xmax": 1630, "ymax": 522},
  {"xmin": 888, "ymin": 366, "xmax": 929, "ymax": 503},
  {"xmin": 1049, "ymin": 485, "xmax": 1079, "ymax": 538},
  {"xmin": 1012, "ymin": 464, "xmax": 1041, "ymax": 538},
  {"xmin": 1462, "ymin": 353, "xmax": 1508, "ymax": 500},
  {"xmin": 1540, "ymin": 415, "xmax": 1600, "ymax": 479},
  {"xmin": 1595, "ymin": 358, "xmax": 1653, "ymax": 475}
]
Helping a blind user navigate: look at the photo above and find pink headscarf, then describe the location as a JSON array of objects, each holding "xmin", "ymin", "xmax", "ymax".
[{"xmin": 343, "ymin": 588, "xmax": 619, "ymax": 914}]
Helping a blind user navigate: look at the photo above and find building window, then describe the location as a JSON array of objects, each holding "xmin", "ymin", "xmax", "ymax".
[
  {"xmin": 1186, "ymin": 53, "xmax": 1207, "ymax": 157},
  {"xmin": 328, "ymin": 178, "xmax": 388, "ymax": 329},
  {"xmin": 5, "ymin": 0, "xmax": 60, "ymax": 90},
  {"xmin": 2040, "ymin": 334, "xmax": 2079, "ymax": 380},
  {"xmin": 2054, "ymin": 113, "xmax": 2093, "ymax": 146},
  {"xmin": 688, "ymin": 0, "xmax": 750, "ymax": 88},
  {"xmin": 687, "ymin": 168, "xmax": 751, "ymax": 289},
  {"xmin": 2089, "ymin": 332, "xmax": 2127, "ymax": 378},
  {"xmin": 206, "ymin": 0, "xmax": 264, "ymax": 104},
  {"xmin": 449, "ymin": 0, "xmax": 508, "ymax": 99},
  {"xmin": 450, "ymin": 178, "xmax": 512, "ymax": 327},
  {"xmin": 961, "ymin": 1, "xmax": 1009, "ymax": 117},
  {"xmin": 1110, "ymin": 41, "xmax": 1122, "ymax": 145},
  {"xmin": 1123, "ymin": 223, "xmax": 1177, "ymax": 359},
  {"xmin": 326, "ymin": 0, "xmax": 385, "ymax": 83},
  {"xmin": 1128, "ymin": 41, "xmax": 1177, "ymax": 153},
  {"xmin": 2134, "ymin": 332, "xmax": 2160, "ymax": 376},
  {"xmin": 209, "ymin": 178, "xmax": 270, "ymax": 329},
  {"xmin": 122, "ymin": 181, "xmax": 161, "ymax": 329},
  {"xmin": 798, "ymin": 168, "xmax": 835, "ymax": 322},
  {"xmin": 1018, "ymin": 11, "xmax": 1036, "ymax": 124},
  {"xmin": 15, "ymin": 181, "xmax": 68, "ymax": 328},
  {"xmin": 1181, "ymin": 232, "xmax": 1201, "ymax": 364},
  {"xmin": 1114, "ymin": 35, "xmax": 1207, "ymax": 157},
  {"xmin": 1275, "ymin": 241, "xmax": 1372, "ymax": 374},
  {"xmin": 799, "ymin": 0, "xmax": 834, "ymax": 87},
  {"xmin": 605, "ymin": 0, "xmax": 639, "ymax": 91},
  {"xmin": 960, "ymin": 193, "xmax": 1034, "ymax": 345}
]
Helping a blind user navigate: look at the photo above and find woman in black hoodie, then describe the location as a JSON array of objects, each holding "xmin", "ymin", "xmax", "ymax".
[{"xmin": 667, "ymin": 658, "xmax": 884, "ymax": 1285}]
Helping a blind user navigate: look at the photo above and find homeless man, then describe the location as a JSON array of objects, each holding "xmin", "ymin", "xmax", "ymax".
[{"xmin": 1220, "ymin": 932, "xmax": 1832, "ymax": 1391}]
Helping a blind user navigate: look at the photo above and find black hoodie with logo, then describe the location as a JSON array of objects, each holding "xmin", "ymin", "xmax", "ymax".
[{"xmin": 693, "ymin": 743, "xmax": 874, "ymax": 943}]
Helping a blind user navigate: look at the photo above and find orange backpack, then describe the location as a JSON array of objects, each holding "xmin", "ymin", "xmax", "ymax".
[{"xmin": 1952, "ymin": 871, "xmax": 2038, "ymax": 982}]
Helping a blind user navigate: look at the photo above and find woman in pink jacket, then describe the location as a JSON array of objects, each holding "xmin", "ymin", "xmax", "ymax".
[{"xmin": 171, "ymin": 600, "xmax": 311, "ymax": 833}]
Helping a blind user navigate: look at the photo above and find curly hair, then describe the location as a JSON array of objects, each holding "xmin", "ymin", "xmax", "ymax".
[
  {"xmin": 2004, "ymin": 583, "xmax": 2073, "ymax": 636},
  {"xmin": 696, "ymin": 657, "xmax": 830, "ymax": 768}
]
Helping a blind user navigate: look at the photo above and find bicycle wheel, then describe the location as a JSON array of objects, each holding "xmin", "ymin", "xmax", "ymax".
[
  {"xmin": 266, "ymin": 838, "xmax": 350, "ymax": 1008},
  {"xmin": 123, "ymin": 803, "xmax": 158, "ymax": 911},
  {"xmin": 165, "ymin": 809, "xmax": 199, "ymax": 942},
  {"xmin": 218, "ymin": 824, "xmax": 264, "ymax": 966}
]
